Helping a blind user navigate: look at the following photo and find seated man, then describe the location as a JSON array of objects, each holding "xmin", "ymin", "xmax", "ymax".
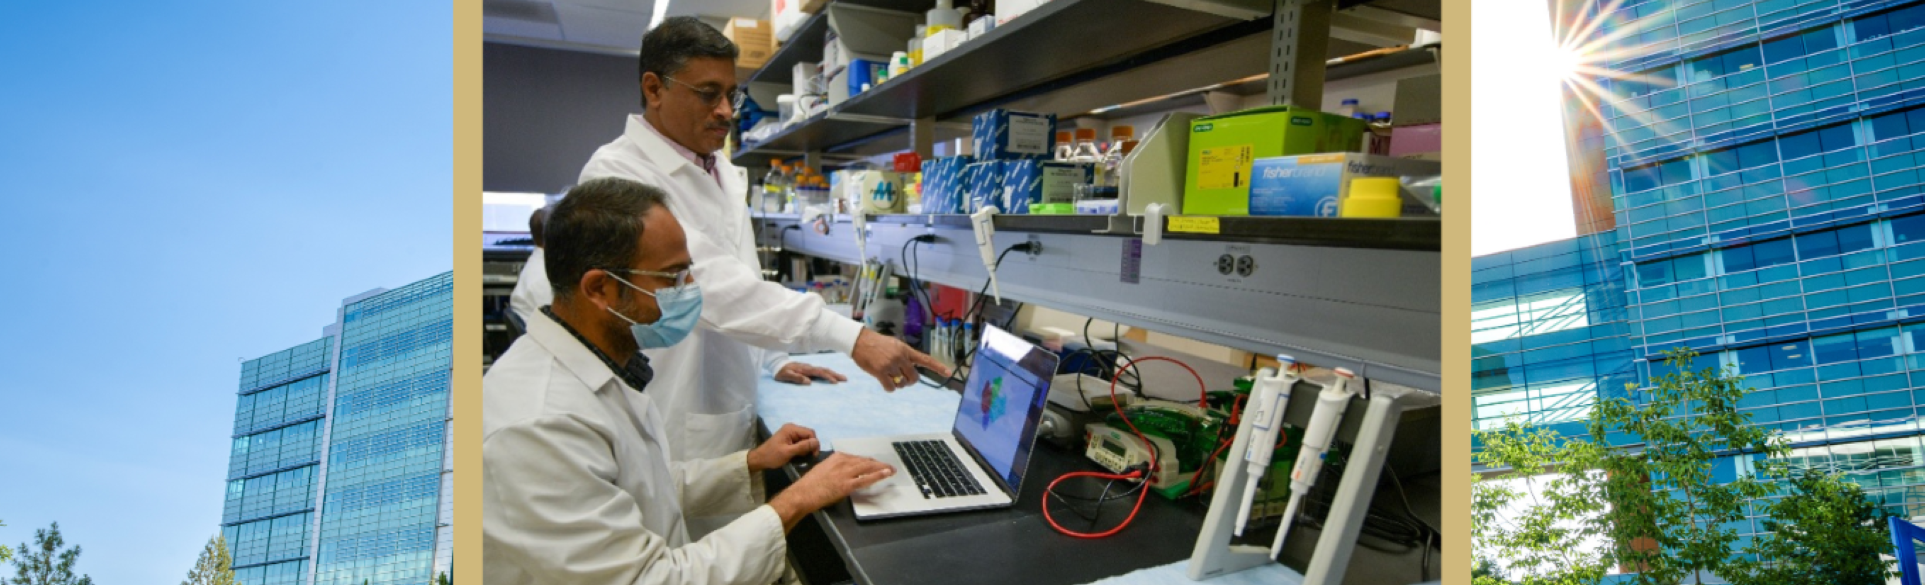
[{"xmin": 483, "ymin": 177, "xmax": 894, "ymax": 585}]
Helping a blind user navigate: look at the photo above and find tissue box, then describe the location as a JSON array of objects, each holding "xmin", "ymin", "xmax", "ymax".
[
  {"xmin": 1247, "ymin": 153, "xmax": 1441, "ymax": 217},
  {"xmin": 965, "ymin": 161, "xmax": 1006, "ymax": 213},
  {"xmin": 1003, "ymin": 160, "xmax": 1091, "ymax": 214},
  {"xmin": 1183, "ymin": 106, "xmax": 1367, "ymax": 216},
  {"xmin": 971, "ymin": 109, "xmax": 1056, "ymax": 161}
]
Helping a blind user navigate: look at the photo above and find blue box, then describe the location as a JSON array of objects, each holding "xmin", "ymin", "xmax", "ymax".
[
  {"xmin": 972, "ymin": 109, "xmax": 1057, "ymax": 161},
  {"xmin": 919, "ymin": 156, "xmax": 974, "ymax": 214},
  {"xmin": 966, "ymin": 161, "xmax": 1005, "ymax": 213},
  {"xmin": 1002, "ymin": 160, "xmax": 1091, "ymax": 214}
]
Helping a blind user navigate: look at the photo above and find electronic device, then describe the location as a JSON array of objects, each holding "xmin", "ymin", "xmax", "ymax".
[
  {"xmin": 1084, "ymin": 422, "xmax": 1180, "ymax": 488},
  {"xmin": 834, "ymin": 324, "xmax": 1061, "ymax": 520}
]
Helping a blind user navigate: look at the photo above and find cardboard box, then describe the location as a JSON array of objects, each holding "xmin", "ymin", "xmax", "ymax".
[
  {"xmin": 724, "ymin": 18, "xmax": 774, "ymax": 74},
  {"xmin": 997, "ymin": 0, "xmax": 1047, "ymax": 24},
  {"xmin": 971, "ymin": 109, "xmax": 1056, "ymax": 161},
  {"xmin": 836, "ymin": 169, "xmax": 903, "ymax": 214},
  {"xmin": 1246, "ymin": 153, "xmax": 1440, "ymax": 217},
  {"xmin": 919, "ymin": 156, "xmax": 974, "ymax": 214},
  {"xmin": 923, "ymin": 29, "xmax": 967, "ymax": 62},
  {"xmin": 1181, "ymin": 106, "xmax": 1366, "ymax": 216},
  {"xmin": 966, "ymin": 161, "xmax": 1006, "ymax": 213},
  {"xmin": 1003, "ymin": 160, "xmax": 1091, "ymax": 214}
]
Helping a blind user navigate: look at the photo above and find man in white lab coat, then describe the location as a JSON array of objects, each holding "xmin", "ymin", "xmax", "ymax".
[
  {"xmin": 506, "ymin": 206, "xmax": 550, "ymax": 325},
  {"xmin": 578, "ymin": 19, "xmax": 947, "ymax": 471},
  {"xmin": 483, "ymin": 178, "xmax": 896, "ymax": 585}
]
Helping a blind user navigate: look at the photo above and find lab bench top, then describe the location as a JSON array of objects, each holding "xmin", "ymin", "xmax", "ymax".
[{"xmin": 757, "ymin": 352, "xmax": 1439, "ymax": 585}]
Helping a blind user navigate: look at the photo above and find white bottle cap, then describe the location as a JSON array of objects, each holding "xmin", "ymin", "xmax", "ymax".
[{"xmin": 1333, "ymin": 367, "xmax": 1355, "ymax": 379}]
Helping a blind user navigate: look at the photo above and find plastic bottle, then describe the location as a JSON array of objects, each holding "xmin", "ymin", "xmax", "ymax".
[
  {"xmin": 1337, "ymin": 98, "xmax": 1359, "ymax": 118},
  {"xmin": 1100, "ymin": 125, "xmax": 1135, "ymax": 188},
  {"xmin": 909, "ymin": 25, "xmax": 927, "ymax": 66},
  {"xmin": 926, "ymin": 0, "xmax": 963, "ymax": 35},
  {"xmin": 962, "ymin": 321, "xmax": 975, "ymax": 354},
  {"xmin": 762, "ymin": 161, "xmax": 788, "ymax": 212}
]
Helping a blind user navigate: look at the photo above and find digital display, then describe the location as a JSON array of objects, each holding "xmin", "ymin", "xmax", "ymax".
[
  {"xmin": 1101, "ymin": 438, "xmax": 1127, "ymax": 457},
  {"xmin": 952, "ymin": 326, "xmax": 1059, "ymax": 494}
]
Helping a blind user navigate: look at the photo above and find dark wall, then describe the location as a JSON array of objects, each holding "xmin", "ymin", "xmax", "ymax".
[{"xmin": 484, "ymin": 42, "xmax": 637, "ymax": 193}]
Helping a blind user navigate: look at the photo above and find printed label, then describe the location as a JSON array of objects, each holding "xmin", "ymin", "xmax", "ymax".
[
  {"xmin": 1008, "ymin": 115, "xmax": 1050, "ymax": 154},
  {"xmin": 1197, "ymin": 145, "xmax": 1254, "ymax": 190},
  {"xmin": 1169, "ymin": 216, "xmax": 1221, "ymax": 234}
]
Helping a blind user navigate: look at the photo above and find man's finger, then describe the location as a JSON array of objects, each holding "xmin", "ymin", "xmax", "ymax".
[
  {"xmin": 826, "ymin": 368, "xmax": 848, "ymax": 382},
  {"xmin": 909, "ymin": 350, "xmax": 951, "ymax": 378}
]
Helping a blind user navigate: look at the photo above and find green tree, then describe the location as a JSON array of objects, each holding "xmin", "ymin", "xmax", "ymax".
[
  {"xmin": 436, "ymin": 570, "xmax": 451, "ymax": 585},
  {"xmin": 2, "ymin": 522, "xmax": 93, "ymax": 585},
  {"xmin": 181, "ymin": 533, "xmax": 235, "ymax": 585},
  {"xmin": 1727, "ymin": 469, "xmax": 1897, "ymax": 585},
  {"xmin": 1472, "ymin": 557, "xmax": 1511, "ymax": 584},
  {"xmin": 0, "ymin": 520, "xmax": 11, "ymax": 564},
  {"xmin": 1580, "ymin": 349, "xmax": 1788, "ymax": 585},
  {"xmin": 1472, "ymin": 420, "xmax": 1612, "ymax": 585}
]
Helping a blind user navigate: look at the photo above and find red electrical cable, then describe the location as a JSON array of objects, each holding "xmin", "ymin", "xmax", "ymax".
[{"xmin": 1044, "ymin": 355, "xmax": 1206, "ymax": 538}]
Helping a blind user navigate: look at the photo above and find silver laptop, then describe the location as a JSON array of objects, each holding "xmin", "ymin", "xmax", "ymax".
[{"xmin": 836, "ymin": 325, "xmax": 1060, "ymax": 520}]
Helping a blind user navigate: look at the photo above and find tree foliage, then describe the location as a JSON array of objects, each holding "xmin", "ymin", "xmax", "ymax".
[
  {"xmin": 181, "ymin": 534, "xmax": 235, "ymax": 585},
  {"xmin": 2, "ymin": 522, "xmax": 92, "ymax": 585},
  {"xmin": 1727, "ymin": 470, "xmax": 1898, "ymax": 585},
  {"xmin": 1473, "ymin": 420, "xmax": 1612, "ymax": 585}
]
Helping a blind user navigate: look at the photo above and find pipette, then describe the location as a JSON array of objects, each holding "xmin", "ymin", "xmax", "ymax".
[
  {"xmin": 969, "ymin": 205, "xmax": 1002, "ymax": 302},
  {"xmin": 1235, "ymin": 355, "xmax": 1297, "ymax": 536},
  {"xmin": 1272, "ymin": 367, "xmax": 1354, "ymax": 559}
]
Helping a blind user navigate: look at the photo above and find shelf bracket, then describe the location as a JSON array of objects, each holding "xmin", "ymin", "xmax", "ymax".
[
  {"xmin": 910, "ymin": 115, "xmax": 937, "ymax": 160},
  {"xmin": 1267, "ymin": 0, "xmax": 1332, "ymax": 109}
]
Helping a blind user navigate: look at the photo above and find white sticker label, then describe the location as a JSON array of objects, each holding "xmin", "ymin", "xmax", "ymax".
[{"xmin": 1008, "ymin": 115, "xmax": 1050, "ymax": 154}]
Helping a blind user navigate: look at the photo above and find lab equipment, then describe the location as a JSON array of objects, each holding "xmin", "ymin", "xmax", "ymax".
[
  {"xmin": 1245, "ymin": 153, "xmax": 1440, "ymax": 217},
  {"xmin": 1234, "ymin": 356, "xmax": 1297, "ymax": 537},
  {"xmin": 1368, "ymin": 112, "xmax": 1394, "ymax": 155},
  {"xmin": 908, "ymin": 25, "xmax": 926, "ymax": 65},
  {"xmin": 1275, "ymin": 368, "xmax": 1355, "ymax": 559},
  {"xmin": 970, "ymin": 205, "xmax": 1003, "ymax": 302},
  {"xmin": 925, "ymin": 0, "xmax": 963, "ymax": 34},
  {"xmin": 1085, "ymin": 422, "xmax": 1180, "ymax": 487},
  {"xmin": 1053, "ymin": 131, "xmax": 1073, "ymax": 160},
  {"xmin": 1001, "ymin": 159, "xmax": 1089, "ymax": 214},
  {"xmin": 1098, "ymin": 125, "xmax": 1136, "ymax": 189},
  {"xmin": 1336, "ymin": 98, "xmax": 1359, "ymax": 118},
  {"xmin": 1182, "ymin": 106, "xmax": 1366, "ymax": 216},
  {"xmin": 833, "ymin": 325, "xmax": 1060, "ymax": 519}
]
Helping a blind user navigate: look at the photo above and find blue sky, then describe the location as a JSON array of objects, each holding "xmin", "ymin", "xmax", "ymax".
[{"xmin": 0, "ymin": 3, "xmax": 449, "ymax": 582}]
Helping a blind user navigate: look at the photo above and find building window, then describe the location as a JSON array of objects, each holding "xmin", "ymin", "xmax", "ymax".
[
  {"xmin": 1721, "ymin": 237, "xmax": 1796, "ymax": 273},
  {"xmin": 1794, "ymin": 222, "xmax": 1877, "ymax": 260},
  {"xmin": 1762, "ymin": 26, "xmax": 1838, "ymax": 65},
  {"xmin": 1853, "ymin": 3, "xmax": 1925, "ymax": 43},
  {"xmin": 1624, "ymin": 157, "xmax": 1694, "ymax": 193},
  {"xmin": 1687, "ymin": 45, "xmax": 1764, "ymax": 84},
  {"xmin": 1778, "ymin": 123, "xmax": 1856, "ymax": 161}
]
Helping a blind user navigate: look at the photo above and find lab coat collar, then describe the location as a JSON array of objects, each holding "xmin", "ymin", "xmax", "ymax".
[
  {"xmin": 522, "ymin": 305, "xmax": 636, "ymax": 395},
  {"xmin": 626, "ymin": 114, "xmax": 716, "ymax": 181}
]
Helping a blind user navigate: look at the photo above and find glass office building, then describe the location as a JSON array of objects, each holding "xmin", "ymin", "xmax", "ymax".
[{"xmin": 221, "ymin": 271, "xmax": 453, "ymax": 585}]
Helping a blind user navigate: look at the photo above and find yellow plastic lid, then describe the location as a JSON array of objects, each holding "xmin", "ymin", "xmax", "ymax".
[{"xmin": 1341, "ymin": 177, "xmax": 1403, "ymax": 218}]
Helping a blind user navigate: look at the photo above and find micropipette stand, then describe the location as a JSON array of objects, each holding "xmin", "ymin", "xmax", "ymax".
[{"xmin": 1186, "ymin": 371, "xmax": 1439, "ymax": 584}]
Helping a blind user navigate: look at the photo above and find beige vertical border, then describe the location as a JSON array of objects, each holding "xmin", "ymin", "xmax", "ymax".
[
  {"xmin": 454, "ymin": 0, "xmax": 482, "ymax": 580},
  {"xmin": 1440, "ymin": 0, "xmax": 1470, "ymax": 582}
]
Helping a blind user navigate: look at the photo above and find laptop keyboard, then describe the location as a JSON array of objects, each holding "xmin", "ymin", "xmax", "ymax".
[{"xmin": 891, "ymin": 440, "xmax": 987, "ymax": 499}]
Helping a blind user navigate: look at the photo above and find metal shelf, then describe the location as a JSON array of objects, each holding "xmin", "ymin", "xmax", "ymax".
[
  {"xmin": 836, "ymin": 0, "xmax": 1256, "ymax": 120},
  {"xmin": 747, "ymin": 11, "xmax": 833, "ymax": 86},
  {"xmin": 754, "ymin": 213, "xmax": 1440, "ymax": 390},
  {"xmin": 733, "ymin": 111, "xmax": 907, "ymax": 167}
]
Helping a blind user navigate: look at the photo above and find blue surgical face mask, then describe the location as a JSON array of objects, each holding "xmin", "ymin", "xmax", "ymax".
[{"xmin": 604, "ymin": 273, "xmax": 703, "ymax": 349}]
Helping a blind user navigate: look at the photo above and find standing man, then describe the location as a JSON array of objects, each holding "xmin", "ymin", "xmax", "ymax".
[
  {"xmin": 507, "ymin": 206, "xmax": 551, "ymax": 326},
  {"xmin": 483, "ymin": 178, "xmax": 896, "ymax": 584},
  {"xmin": 579, "ymin": 17, "xmax": 948, "ymax": 467}
]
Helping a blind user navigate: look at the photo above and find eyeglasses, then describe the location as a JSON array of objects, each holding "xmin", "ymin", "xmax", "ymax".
[
  {"xmin": 661, "ymin": 75, "xmax": 746, "ymax": 111},
  {"xmin": 602, "ymin": 267, "xmax": 695, "ymax": 293}
]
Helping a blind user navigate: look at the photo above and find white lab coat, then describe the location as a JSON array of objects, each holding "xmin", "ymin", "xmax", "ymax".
[
  {"xmin": 579, "ymin": 114, "xmax": 864, "ymax": 464},
  {"xmin": 482, "ymin": 311, "xmax": 787, "ymax": 585},
  {"xmin": 507, "ymin": 247, "xmax": 551, "ymax": 324}
]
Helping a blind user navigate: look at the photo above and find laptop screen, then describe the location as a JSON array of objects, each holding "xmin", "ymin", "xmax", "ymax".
[{"xmin": 951, "ymin": 325, "xmax": 1059, "ymax": 494}]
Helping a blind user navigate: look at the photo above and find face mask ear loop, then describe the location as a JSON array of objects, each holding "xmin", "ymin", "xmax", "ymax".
[{"xmin": 601, "ymin": 271, "xmax": 655, "ymax": 325}]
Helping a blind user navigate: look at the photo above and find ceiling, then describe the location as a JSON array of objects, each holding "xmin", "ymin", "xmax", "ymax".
[{"xmin": 483, "ymin": 0, "xmax": 771, "ymax": 54}]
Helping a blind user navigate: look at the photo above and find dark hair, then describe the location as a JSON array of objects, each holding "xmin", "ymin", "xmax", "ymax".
[
  {"xmin": 528, "ymin": 206, "xmax": 548, "ymax": 248},
  {"xmin": 637, "ymin": 16, "xmax": 738, "ymax": 108},
  {"xmin": 544, "ymin": 178, "xmax": 667, "ymax": 301}
]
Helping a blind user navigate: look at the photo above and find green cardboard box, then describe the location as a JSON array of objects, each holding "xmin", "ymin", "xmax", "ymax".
[{"xmin": 1181, "ymin": 106, "xmax": 1366, "ymax": 216}]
